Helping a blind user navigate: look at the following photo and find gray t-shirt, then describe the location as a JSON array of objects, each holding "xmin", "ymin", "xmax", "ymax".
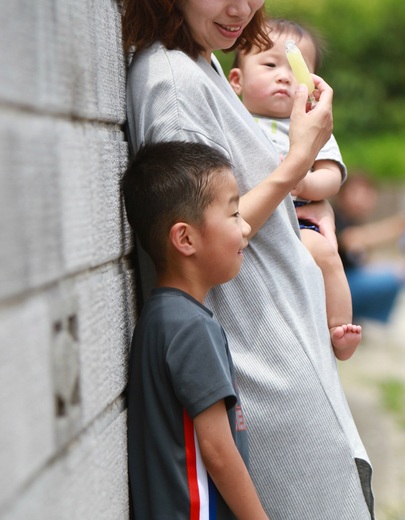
[
  {"xmin": 126, "ymin": 42, "xmax": 374, "ymax": 519},
  {"xmin": 127, "ymin": 288, "xmax": 248, "ymax": 520}
]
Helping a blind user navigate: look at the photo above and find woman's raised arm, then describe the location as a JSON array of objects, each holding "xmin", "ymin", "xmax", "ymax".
[{"xmin": 239, "ymin": 75, "xmax": 334, "ymax": 238}]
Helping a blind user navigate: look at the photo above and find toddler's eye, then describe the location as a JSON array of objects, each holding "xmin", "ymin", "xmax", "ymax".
[
  {"xmin": 233, "ymin": 211, "xmax": 240, "ymax": 218},
  {"xmin": 265, "ymin": 62, "xmax": 276, "ymax": 68}
]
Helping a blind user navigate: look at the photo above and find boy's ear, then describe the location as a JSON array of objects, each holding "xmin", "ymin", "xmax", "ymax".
[
  {"xmin": 169, "ymin": 222, "xmax": 197, "ymax": 257},
  {"xmin": 228, "ymin": 68, "xmax": 243, "ymax": 96}
]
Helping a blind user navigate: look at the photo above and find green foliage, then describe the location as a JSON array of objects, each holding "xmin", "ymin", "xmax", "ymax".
[
  {"xmin": 379, "ymin": 378, "xmax": 405, "ymax": 428},
  {"xmin": 213, "ymin": 50, "xmax": 234, "ymax": 78},
  {"xmin": 339, "ymin": 132, "xmax": 405, "ymax": 181},
  {"xmin": 216, "ymin": 0, "xmax": 405, "ymax": 181},
  {"xmin": 266, "ymin": 0, "xmax": 405, "ymax": 181}
]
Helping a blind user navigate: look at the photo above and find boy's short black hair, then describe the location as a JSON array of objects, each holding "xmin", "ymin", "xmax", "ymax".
[
  {"xmin": 122, "ymin": 141, "xmax": 233, "ymax": 272},
  {"xmin": 233, "ymin": 17, "xmax": 327, "ymax": 72}
]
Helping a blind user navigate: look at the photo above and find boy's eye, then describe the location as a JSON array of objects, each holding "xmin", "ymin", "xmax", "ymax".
[
  {"xmin": 265, "ymin": 62, "xmax": 276, "ymax": 68},
  {"xmin": 233, "ymin": 211, "xmax": 240, "ymax": 218}
]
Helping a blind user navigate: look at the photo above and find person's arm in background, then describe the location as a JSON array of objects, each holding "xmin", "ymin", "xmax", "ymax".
[{"xmin": 338, "ymin": 212, "xmax": 405, "ymax": 255}]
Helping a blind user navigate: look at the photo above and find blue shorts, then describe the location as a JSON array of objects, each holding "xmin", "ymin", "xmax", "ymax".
[
  {"xmin": 294, "ymin": 200, "xmax": 320, "ymax": 233},
  {"xmin": 346, "ymin": 266, "xmax": 403, "ymax": 323}
]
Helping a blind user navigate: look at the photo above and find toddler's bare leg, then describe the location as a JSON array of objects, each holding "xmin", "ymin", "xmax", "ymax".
[{"xmin": 301, "ymin": 228, "xmax": 361, "ymax": 360}]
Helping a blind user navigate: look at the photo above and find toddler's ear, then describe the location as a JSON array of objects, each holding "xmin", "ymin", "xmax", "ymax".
[
  {"xmin": 228, "ymin": 68, "xmax": 243, "ymax": 96},
  {"xmin": 169, "ymin": 222, "xmax": 196, "ymax": 257}
]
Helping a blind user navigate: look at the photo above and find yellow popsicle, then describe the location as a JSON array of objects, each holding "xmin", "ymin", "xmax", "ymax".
[{"xmin": 285, "ymin": 39, "xmax": 315, "ymax": 94}]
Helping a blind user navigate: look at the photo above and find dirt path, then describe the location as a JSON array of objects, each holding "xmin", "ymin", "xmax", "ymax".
[{"xmin": 338, "ymin": 291, "xmax": 405, "ymax": 520}]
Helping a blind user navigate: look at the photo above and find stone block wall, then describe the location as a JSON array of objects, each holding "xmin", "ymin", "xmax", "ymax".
[{"xmin": 0, "ymin": 1, "xmax": 134, "ymax": 518}]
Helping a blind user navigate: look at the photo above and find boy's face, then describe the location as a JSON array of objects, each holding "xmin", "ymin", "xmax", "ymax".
[
  {"xmin": 195, "ymin": 168, "xmax": 251, "ymax": 287},
  {"xmin": 229, "ymin": 32, "xmax": 316, "ymax": 118}
]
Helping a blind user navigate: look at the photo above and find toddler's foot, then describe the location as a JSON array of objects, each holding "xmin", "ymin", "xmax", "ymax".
[{"xmin": 330, "ymin": 324, "xmax": 362, "ymax": 360}]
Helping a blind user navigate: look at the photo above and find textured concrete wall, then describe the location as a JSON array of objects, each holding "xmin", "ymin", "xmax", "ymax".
[{"xmin": 0, "ymin": 1, "xmax": 134, "ymax": 518}]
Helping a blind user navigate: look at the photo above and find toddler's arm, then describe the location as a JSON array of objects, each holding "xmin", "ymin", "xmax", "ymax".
[
  {"xmin": 291, "ymin": 160, "xmax": 342, "ymax": 201},
  {"xmin": 239, "ymin": 76, "xmax": 333, "ymax": 238},
  {"xmin": 194, "ymin": 400, "xmax": 269, "ymax": 520},
  {"xmin": 296, "ymin": 200, "xmax": 338, "ymax": 250}
]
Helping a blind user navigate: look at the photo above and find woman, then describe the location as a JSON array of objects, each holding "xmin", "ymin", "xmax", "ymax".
[{"xmin": 122, "ymin": 1, "xmax": 375, "ymax": 518}]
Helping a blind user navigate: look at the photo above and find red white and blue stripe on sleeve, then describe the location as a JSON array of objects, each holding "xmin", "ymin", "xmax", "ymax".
[{"xmin": 183, "ymin": 410, "xmax": 219, "ymax": 520}]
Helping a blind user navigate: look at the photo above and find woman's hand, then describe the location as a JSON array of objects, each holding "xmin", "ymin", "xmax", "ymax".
[
  {"xmin": 288, "ymin": 75, "xmax": 334, "ymax": 173},
  {"xmin": 295, "ymin": 200, "xmax": 338, "ymax": 250}
]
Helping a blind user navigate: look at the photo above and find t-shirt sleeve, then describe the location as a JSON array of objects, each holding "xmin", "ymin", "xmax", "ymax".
[
  {"xmin": 166, "ymin": 315, "xmax": 237, "ymax": 419},
  {"xmin": 316, "ymin": 133, "xmax": 347, "ymax": 183},
  {"xmin": 130, "ymin": 46, "xmax": 232, "ymax": 160}
]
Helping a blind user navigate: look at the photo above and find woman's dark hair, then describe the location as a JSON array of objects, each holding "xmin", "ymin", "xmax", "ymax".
[{"xmin": 121, "ymin": 0, "xmax": 272, "ymax": 58}]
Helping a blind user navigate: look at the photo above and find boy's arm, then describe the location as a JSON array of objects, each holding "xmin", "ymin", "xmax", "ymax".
[
  {"xmin": 194, "ymin": 400, "xmax": 269, "ymax": 520},
  {"xmin": 291, "ymin": 160, "xmax": 342, "ymax": 201}
]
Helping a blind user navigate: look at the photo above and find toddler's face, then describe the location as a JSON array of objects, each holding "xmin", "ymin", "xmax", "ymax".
[{"xmin": 230, "ymin": 32, "xmax": 316, "ymax": 118}]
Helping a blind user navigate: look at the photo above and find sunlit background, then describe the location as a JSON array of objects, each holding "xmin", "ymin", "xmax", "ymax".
[{"xmin": 1, "ymin": 1, "xmax": 403, "ymax": 518}]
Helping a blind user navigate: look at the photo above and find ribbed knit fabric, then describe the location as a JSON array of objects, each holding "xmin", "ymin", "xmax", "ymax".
[{"xmin": 126, "ymin": 42, "xmax": 374, "ymax": 519}]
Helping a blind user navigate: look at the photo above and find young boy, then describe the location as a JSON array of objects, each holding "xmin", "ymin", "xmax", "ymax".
[
  {"xmin": 122, "ymin": 141, "xmax": 269, "ymax": 520},
  {"xmin": 229, "ymin": 18, "xmax": 361, "ymax": 357}
]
